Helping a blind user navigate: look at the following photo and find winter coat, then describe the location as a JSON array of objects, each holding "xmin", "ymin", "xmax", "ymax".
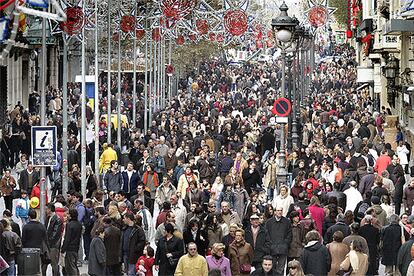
[
  {"xmin": 183, "ymin": 229, "xmax": 209, "ymax": 256},
  {"xmin": 404, "ymin": 186, "xmax": 414, "ymax": 214},
  {"xmin": 242, "ymin": 168, "xmax": 261, "ymax": 194},
  {"xmin": 0, "ymin": 175, "xmax": 16, "ymax": 196},
  {"xmin": 300, "ymin": 241, "xmax": 331, "ymax": 276},
  {"xmin": 264, "ymin": 216, "xmax": 292, "ymax": 256},
  {"xmin": 324, "ymin": 222, "xmax": 351, "ymax": 244},
  {"xmin": 104, "ymin": 225, "xmax": 121, "ymax": 266},
  {"xmin": 263, "ymin": 160, "xmax": 278, "ymax": 189},
  {"xmin": 359, "ymin": 223, "xmax": 381, "ymax": 275},
  {"xmin": 61, "ymin": 219, "xmax": 82, "ymax": 253},
  {"xmin": 327, "ymin": 241, "xmax": 349, "ymax": 276},
  {"xmin": 46, "ymin": 213, "xmax": 63, "ymax": 248},
  {"xmin": 122, "ymin": 225, "xmax": 146, "ymax": 264},
  {"xmin": 155, "ymin": 235, "xmax": 184, "ymax": 276},
  {"xmin": 381, "ymin": 222, "xmax": 403, "ymax": 266},
  {"xmin": 16, "ymin": 197, "xmax": 30, "ymax": 218},
  {"xmin": 370, "ymin": 204, "xmax": 388, "ymax": 227},
  {"xmin": 18, "ymin": 169, "xmax": 40, "ymax": 192},
  {"xmin": 273, "ymin": 194, "xmax": 294, "ymax": 217},
  {"xmin": 308, "ymin": 204, "xmax": 325, "ymax": 235},
  {"xmin": 228, "ymin": 240, "xmax": 254, "ymax": 276},
  {"xmin": 397, "ymin": 238, "xmax": 414, "ymax": 276},
  {"xmin": 121, "ymin": 170, "xmax": 140, "ymax": 194},
  {"xmin": 207, "ymin": 226, "xmax": 223, "ymax": 248},
  {"xmin": 339, "ymin": 251, "xmax": 369, "ymax": 276},
  {"xmin": 288, "ymin": 223, "xmax": 305, "ymax": 258},
  {"xmin": 233, "ymin": 188, "xmax": 249, "ymax": 217},
  {"xmin": 244, "ymin": 225, "xmax": 266, "ymax": 266},
  {"xmin": 104, "ymin": 170, "xmax": 123, "ymax": 192},
  {"xmin": 88, "ymin": 236, "xmax": 106, "ymax": 276}
]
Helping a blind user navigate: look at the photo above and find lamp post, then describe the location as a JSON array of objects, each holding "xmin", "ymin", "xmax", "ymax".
[
  {"xmin": 271, "ymin": 1, "xmax": 298, "ymax": 185},
  {"xmin": 384, "ymin": 54, "xmax": 399, "ymax": 108}
]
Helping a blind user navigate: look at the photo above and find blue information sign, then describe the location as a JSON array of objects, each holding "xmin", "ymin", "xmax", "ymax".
[{"xmin": 31, "ymin": 126, "xmax": 58, "ymax": 166}]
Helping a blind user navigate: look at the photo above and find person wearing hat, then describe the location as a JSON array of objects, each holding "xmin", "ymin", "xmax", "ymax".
[{"xmin": 245, "ymin": 213, "xmax": 266, "ymax": 269}]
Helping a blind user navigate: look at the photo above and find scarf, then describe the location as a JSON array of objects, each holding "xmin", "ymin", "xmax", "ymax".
[
  {"xmin": 349, "ymin": 250, "xmax": 362, "ymax": 271},
  {"xmin": 143, "ymin": 171, "xmax": 159, "ymax": 188}
]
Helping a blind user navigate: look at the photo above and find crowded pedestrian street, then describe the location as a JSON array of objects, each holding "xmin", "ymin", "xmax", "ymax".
[{"xmin": 1, "ymin": 0, "xmax": 414, "ymax": 276}]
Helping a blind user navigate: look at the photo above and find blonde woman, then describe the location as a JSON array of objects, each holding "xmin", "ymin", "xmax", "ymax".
[
  {"xmin": 273, "ymin": 185, "xmax": 294, "ymax": 217},
  {"xmin": 206, "ymin": 243, "xmax": 232, "ymax": 276},
  {"xmin": 288, "ymin": 260, "xmax": 305, "ymax": 276}
]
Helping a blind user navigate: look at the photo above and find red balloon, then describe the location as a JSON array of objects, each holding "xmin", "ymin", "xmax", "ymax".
[
  {"xmin": 216, "ymin": 33, "xmax": 224, "ymax": 42},
  {"xmin": 209, "ymin": 33, "xmax": 216, "ymax": 41},
  {"xmin": 224, "ymin": 10, "xmax": 248, "ymax": 36}
]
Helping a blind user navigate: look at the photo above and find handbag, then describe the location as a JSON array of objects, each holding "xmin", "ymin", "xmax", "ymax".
[
  {"xmin": 235, "ymin": 247, "xmax": 251, "ymax": 274},
  {"xmin": 164, "ymin": 240, "xmax": 179, "ymax": 267}
]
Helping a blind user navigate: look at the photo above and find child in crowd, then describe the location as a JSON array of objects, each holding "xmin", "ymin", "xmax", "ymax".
[
  {"xmin": 136, "ymin": 244, "xmax": 155, "ymax": 276},
  {"xmin": 16, "ymin": 190, "xmax": 30, "ymax": 225}
]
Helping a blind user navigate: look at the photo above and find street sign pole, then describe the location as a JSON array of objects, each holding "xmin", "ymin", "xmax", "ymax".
[
  {"xmin": 40, "ymin": 14, "xmax": 47, "ymax": 224},
  {"xmin": 94, "ymin": 0, "xmax": 100, "ymax": 182},
  {"xmin": 278, "ymin": 48, "xmax": 288, "ymax": 186}
]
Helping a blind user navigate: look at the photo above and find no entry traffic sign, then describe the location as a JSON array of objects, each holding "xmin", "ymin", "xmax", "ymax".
[{"xmin": 272, "ymin": 98, "xmax": 292, "ymax": 117}]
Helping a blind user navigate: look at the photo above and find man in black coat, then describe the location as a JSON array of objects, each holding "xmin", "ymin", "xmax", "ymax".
[
  {"xmin": 245, "ymin": 214, "xmax": 266, "ymax": 269},
  {"xmin": 359, "ymin": 215, "xmax": 381, "ymax": 276},
  {"xmin": 122, "ymin": 212, "xmax": 146, "ymax": 275},
  {"xmin": 264, "ymin": 206, "xmax": 292, "ymax": 276},
  {"xmin": 381, "ymin": 214, "xmax": 403, "ymax": 275},
  {"xmin": 61, "ymin": 208, "xmax": 82, "ymax": 276},
  {"xmin": 324, "ymin": 213, "xmax": 351, "ymax": 244},
  {"xmin": 42, "ymin": 203, "xmax": 63, "ymax": 276},
  {"xmin": 22, "ymin": 209, "xmax": 47, "ymax": 249}
]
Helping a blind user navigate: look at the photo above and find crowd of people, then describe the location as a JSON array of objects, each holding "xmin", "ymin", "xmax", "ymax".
[{"xmin": 1, "ymin": 42, "xmax": 414, "ymax": 276}]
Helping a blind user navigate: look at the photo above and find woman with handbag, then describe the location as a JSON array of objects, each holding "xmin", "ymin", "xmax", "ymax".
[
  {"xmin": 228, "ymin": 228, "xmax": 253, "ymax": 276},
  {"xmin": 338, "ymin": 239, "xmax": 369, "ymax": 276},
  {"xmin": 155, "ymin": 223, "xmax": 184, "ymax": 276}
]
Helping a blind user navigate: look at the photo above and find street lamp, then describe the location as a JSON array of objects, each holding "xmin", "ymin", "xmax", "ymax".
[
  {"xmin": 271, "ymin": 1, "xmax": 298, "ymax": 186},
  {"xmin": 384, "ymin": 54, "xmax": 399, "ymax": 107}
]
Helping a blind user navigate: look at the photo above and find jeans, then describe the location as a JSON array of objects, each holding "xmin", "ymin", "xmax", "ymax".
[
  {"xmin": 5, "ymin": 260, "xmax": 15, "ymax": 276},
  {"xmin": 267, "ymin": 187, "xmax": 275, "ymax": 201},
  {"xmin": 83, "ymin": 233, "xmax": 92, "ymax": 260},
  {"xmin": 123, "ymin": 254, "xmax": 136, "ymax": 276}
]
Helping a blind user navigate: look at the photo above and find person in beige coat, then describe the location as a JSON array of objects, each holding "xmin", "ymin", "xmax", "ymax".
[
  {"xmin": 339, "ymin": 239, "xmax": 369, "ymax": 275},
  {"xmin": 229, "ymin": 229, "xmax": 254, "ymax": 276},
  {"xmin": 327, "ymin": 231, "xmax": 350, "ymax": 276}
]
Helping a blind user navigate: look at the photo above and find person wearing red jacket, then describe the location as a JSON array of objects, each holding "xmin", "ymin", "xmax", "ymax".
[
  {"xmin": 136, "ymin": 245, "xmax": 155, "ymax": 276},
  {"xmin": 30, "ymin": 180, "xmax": 49, "ymax": 205}
]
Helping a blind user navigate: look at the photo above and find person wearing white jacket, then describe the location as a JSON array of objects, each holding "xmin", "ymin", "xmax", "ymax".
[
  {"xmin": 343, "ymin": 181, "xmax": 363, "ymax": 212},
  {"xmin": 396, "ymin": 141, "xmax": 410, "ymax": 172},
  {"xmin": 273, "ymin": 185, "xmax": 294, "ymax": 217}
]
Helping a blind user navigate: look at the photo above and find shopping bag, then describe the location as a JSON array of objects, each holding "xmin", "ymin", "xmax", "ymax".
[{"xmin": 0, "ymin": 255, "xmax": 10, "ymax": 273}]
